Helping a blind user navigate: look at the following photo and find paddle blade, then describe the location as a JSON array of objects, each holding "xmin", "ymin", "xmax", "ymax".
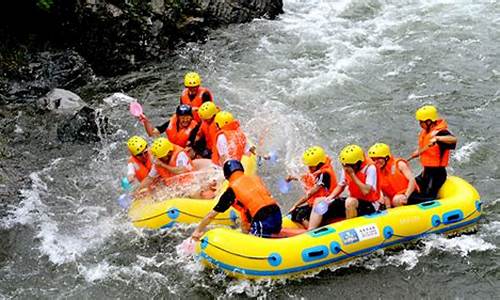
[
  {"xmin": 129, "ymin": 101, "xmax": 143, "ymax": 117},
  {"xmin": 278, "ymin": 178, "xmax": 291, "ymax": 194},
  {"xmin": 117, "ymin": 193, "xmax": 133, "ymax": 209},
  {"xmin": 267, "ymin": 150, "xmax": 278, "ymax": 165},
  {"xmin": 178, "ymin": 238, "xmax": 196, "ymax": 256}
]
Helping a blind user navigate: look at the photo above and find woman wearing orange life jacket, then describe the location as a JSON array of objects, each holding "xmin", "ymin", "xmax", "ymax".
[
  {"xmin": 308, "ymin": 144, "xmax": 381, "ymax": 230},
  {"xmin": 180, "ymin": 72, "xmax": 214, "ymax": 122},
  {"xmin": 410, "ymin": 105, "xmax": 457, "ymax": 199},
  {"xmin": 126, "ymin": 136, "xmax": 153, "ymax": 183},
  {"xmin": 192, "ymin": 101, "xmax": 220, "ymax": 158},
  {"xmin": 368, "ymin": 143, "xmax": 419, "ymax": 208},
  {"xmin": 191, "ymin": 160, "xmax": 282, "ymax": 240},
  {"xmin": 211, "ymin": 111, "xmax": 253, "ymax": 166},
  {"xmin": 136, "ymin": 137, "xmax": 194, "ymax": 192},
  {"xmin": 286, "ymin": 146, "xmax": 338, "ymax": 228}
]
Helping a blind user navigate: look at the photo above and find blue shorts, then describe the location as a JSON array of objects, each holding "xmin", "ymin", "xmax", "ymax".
[{"xmin": 250, "ymin": 206, "xmax": 282, "ymax": 237}]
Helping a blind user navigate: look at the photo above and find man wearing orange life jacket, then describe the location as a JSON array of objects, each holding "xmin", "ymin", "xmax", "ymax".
[
  {"xmin": 191, "ymin": 160, "xmax": 282, "ymax": 240},
  {"xmin": 286, "ymin": 146, "xmax": 338, "ymax": 228},
  {"xmin": 211, "ymin": 111, "xmax": 254, "ymax": 166},
  {"xmin": 126, "ymin": 136, "xmax": 153, "ymax": 183},
  {"xmin": 141, "ymin": 104, "xmax": 200, "ymax": 151},
  {"xmin": 192, "ymin": 101, "xmax": 220, "ymax": 158},
  {"xmin": 368, "ymin": 143, "xmax": 419, "ymax": 208},
  {"xmin": 180, "ymin": 72, "xmax": 214, "ymax": 122},
  {"xmin": 137, "ymin": 137, "xmax": 193, "ymax": 191},
  {"xmin": 308, "ymin": 144, "xmax": 381, "ymax": 230},
  {"xmin": 409, "ymin": 105, "xmax": 457, "ymax": 200}
]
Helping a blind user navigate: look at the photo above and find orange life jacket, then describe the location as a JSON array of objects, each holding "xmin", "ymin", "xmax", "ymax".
[
  {"xmin": 212, "ymin": 120, "xmax": 247, "ymax": 165},
  {"xmin": 128, "ymin": 154, "xmax": 152, "ymax": 182},
  {"xmin": 379, "ymin": 157, "xmax": 419, "ymax": 199},
  {"xmin": 155, "ymin": 145, "xmax": 193, "ymax": 184},
  {"xmin": 229, "ymin": 172, "xmax": 278, "ymax": 223},
  {"xmin": 198, "ymin": 119, "xmax": 218, "ymax": 150},
  {"xmin": 300, "ymin": 157, "xmax": 338, "ymax": 205},
  {"xmin": 180, "ymin": 87, "xmax": 214, "ymax": 122},
  {"xmin": 166, "ymin": 115, "xmax": 198, "ymax": 148},
  {"xmin": 418, "ymin": 119, "xmax": 451, "ymax": 167},
  {"xmin": 345, "ymin": 159, "xmax": 380, "ymax": 202}
]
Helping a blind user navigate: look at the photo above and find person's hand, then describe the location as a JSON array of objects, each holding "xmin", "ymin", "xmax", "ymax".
[
  {"xmin": 138, "ymin": 114, "xmax": 147, "ymax": 123},
  {"xmin": 191, "ymin": 229, "xmax": 204, "ymax": 241},
  {"xmin": 343, "ymin": 165, "xmax": 355, "ymax": 176},
  {"xmin": 428, "ymin": 137, "xmax": 438, "ymax": 146},
  {"xmin": 249, "ymin": 145, "xmax": 257, "ymax": 155}
]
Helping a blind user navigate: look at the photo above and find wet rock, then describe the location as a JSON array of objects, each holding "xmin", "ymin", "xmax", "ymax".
[
  {"xmin": 2, "ymin": 50, "xmax": 95, "ymax": 103},
  {"xmin": 102, "ymin": 92, "xmax": 136, "ymax": 107},
  {"xmin": 57, "ymin": 106, "xmax": 112, "ymax": 143},
  {"xmin": 0, "ymin": 0, "xmax": 283, "ymax": 77},
  {"xmin": 37, "ymin": 88, "xmax": 85, "ymax": 114}
]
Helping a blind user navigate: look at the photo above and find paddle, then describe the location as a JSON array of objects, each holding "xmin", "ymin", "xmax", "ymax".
[
  {"xmin": 277, "ymin": 178, "xmax": 292, "ymax": 194},
  {"xmin": 129, "ymin": 101, "xmax": 144, "ymax": 118},
  {"xmin": 178, "ymin": 237, "xmax": 196, "ymax": 256},
  {"xmin": 116, "ymin": 177, "xmax": 133, "ymax": 209}
]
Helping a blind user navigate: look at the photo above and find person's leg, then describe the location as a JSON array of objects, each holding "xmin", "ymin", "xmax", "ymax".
[
  {"xmin": 345, "ymin": 197, "xmax": 359, "ymax": 219},
  {"xmin": 308, "ymin": 198, "xmax": 326, "ymax": 230},
  {"xmin": 427, "ymin": 167, "xmax": 447, "ymax": 198}
]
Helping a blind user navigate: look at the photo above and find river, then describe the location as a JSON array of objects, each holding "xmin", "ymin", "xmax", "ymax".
[{"xmin": 1, "ymin": 0, "xmax": 499, "ymax": 298}]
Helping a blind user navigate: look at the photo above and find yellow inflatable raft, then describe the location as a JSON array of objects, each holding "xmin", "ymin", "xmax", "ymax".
[
  {"xmin": 196, "ymin": 176, "xmax": 481, "ymax": 279},
  {"xmin": 127, "ymin": 154, "xmax": 257, "ymax": 229}
]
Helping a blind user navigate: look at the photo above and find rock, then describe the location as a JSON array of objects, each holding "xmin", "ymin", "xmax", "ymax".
[
  {"xmin": 37, "ymin": 88, "xmax": 85, "ymax": 114},
  {"xmin": 151, "ymin": 0, "xmax": 165, "ymax": 15},
  {"xmin": 102, "ymin": 92, "xmax": 136, "ymax": 107},
  {"xmin": 57, "ymin": 106, "xmax": 113, "ymax": 143},
  {"xmin": 1, "ymin": 0, "xmax": 283, "ymax": 77},
  {"xmin": 2, "ymin": 50, "xmax": 95, "ymax": 103}
]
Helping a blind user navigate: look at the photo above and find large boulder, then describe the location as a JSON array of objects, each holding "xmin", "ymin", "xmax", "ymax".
[{"xmin": 37, "ymin": 88, "xmax": 86, "ymax": 114}]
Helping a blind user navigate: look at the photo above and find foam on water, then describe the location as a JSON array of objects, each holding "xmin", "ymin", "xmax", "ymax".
[{"xmin": 453, "ymin": 141, "xmax": 480, "ymax": 163}]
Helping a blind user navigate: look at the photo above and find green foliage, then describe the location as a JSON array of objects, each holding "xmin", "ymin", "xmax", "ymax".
[{"xmin": 36, "ymin": 0, "xmax": 54, "ymax": 11}]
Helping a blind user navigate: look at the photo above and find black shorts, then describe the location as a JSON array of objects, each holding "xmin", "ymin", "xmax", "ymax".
[
  {"xmin": 356, "ymin": 199, "xmax": 377, "ymax": 216},
  {"xmin": 290, "ymin": 198, "xmax": 346, "ymax": 224},
  {"xmin": 290, "ymin": 205, "xmax": 312, "ymax": 223},
  {"xmin": 326, "ymin": 197, "xmax": 377, "ymax": 217}
]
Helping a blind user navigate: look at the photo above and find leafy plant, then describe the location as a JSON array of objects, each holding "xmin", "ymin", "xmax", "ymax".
[{"xmin": 36, "ymin": 0, "xmax": 54, "ymax": 11}]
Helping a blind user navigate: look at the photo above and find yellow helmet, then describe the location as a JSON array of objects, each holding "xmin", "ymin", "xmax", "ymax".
[
  {"xmin": 302, "ymin": 146, "xmax": 327, "ymax": 167},
  {"xmin": 214, "ymin": 111, "xmax": 234, "ymax": 128},
  {"xmin": 368, "ymin": 143, "xmax": 391, "ymax": 158},
  {"xmin": 198, "ymin": 102, "xmax": 218, "ymax": 120},
  {"xmin": 339, "ymin": 144, "xmax": 365, "ymax": 165},
  {"xmin": 415, "ymin": 105, "xmax": 439, "ymax": 121},
  {"xmin": 150, "ymin": 137, "xmax": 174, "ymax": 158},
  {"xmin": 127, "ymin": 136, "xmax": 148, "ymax": 156},
  {"xmin": 184, "ymin": 72, "xmax": 201, "ymax": 87}
]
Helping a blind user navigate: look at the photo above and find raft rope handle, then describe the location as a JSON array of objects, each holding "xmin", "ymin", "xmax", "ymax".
[
  {"xmin": 201, "ymin": 206, "xmax": 481, "ymax": 262},
  {"xmin": 131, "ymin": 209, "xmax": 236, "ymax": 223},
  {"xmin": 204, "ymin": 240, "xmax": 270, "ymax": 260}
]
